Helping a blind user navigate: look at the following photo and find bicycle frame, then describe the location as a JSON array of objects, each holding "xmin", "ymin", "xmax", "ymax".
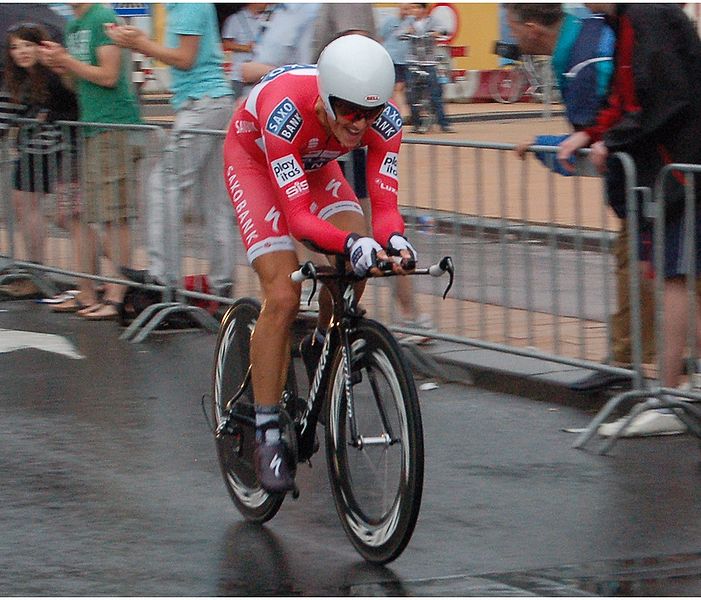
[
  {"xmin": 295, "ymin": 260, "xmax": 367, "ymax": 461},
  {"xmin": 293, "ymin": 256, "xmax": 454, "ymax": 459}
]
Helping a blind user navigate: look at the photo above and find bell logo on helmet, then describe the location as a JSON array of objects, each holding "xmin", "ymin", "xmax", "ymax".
[{"xmin": 365, "ymin": 95, "xmax": 380, "ymax": 102}]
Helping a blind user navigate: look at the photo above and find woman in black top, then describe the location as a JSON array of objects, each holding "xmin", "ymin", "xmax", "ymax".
[{"xmin": 4, "ymin": 22, "xmax": 78, "ymax": 268}]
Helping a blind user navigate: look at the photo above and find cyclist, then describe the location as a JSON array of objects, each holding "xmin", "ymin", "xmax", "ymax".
[{"xmin": 223, "ymin": 34, "xmax": 418, "ymax": 493}]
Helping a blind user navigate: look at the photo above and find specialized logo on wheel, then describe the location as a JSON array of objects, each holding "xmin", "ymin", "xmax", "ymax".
[
  {"xmin": 379, "ymin": 152, "xmax": 398, "ymax": 180},
  {"xmin": 372, "ymin": 104, "xmax": 402, "ymax": 141},
  {"xmin": 271, "ymin": 154, "xmax": 304, "ymax": 188},
  {"xmin": 270, "ymin": 453, "xmax": 282, "ymax": 478},
  {"xmin": 266, "ymin": 97, "xmax": 303, "ymax": 141}
]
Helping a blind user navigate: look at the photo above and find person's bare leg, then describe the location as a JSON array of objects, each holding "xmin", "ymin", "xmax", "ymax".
[
  {"xmin": 251, "ymin": 250, "xmax": 302, "ymax": 407},
  {"xmin": 13, "ymin": 190, "xmax": 46, "ymax": 263},
  {"xmin": 661, "ymin": 277, "xmax": 688, "ymax": 388}
]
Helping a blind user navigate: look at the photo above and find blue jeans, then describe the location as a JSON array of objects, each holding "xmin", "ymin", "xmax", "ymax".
[
  {"xmin": 407, "ymin": 65, "xmax": 448, "ymax": 128},
  {"xmin": 147, "ymin": 95, "xmax": 236, "ymax": 293}
]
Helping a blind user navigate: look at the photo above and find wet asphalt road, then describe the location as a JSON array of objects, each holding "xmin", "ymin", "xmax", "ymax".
[{"xmin": 2, "ymin": 299, "xmax": 701, "ymax": 595}]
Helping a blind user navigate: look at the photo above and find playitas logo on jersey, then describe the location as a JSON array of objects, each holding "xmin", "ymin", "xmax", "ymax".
[
  {"xmin": 372, "ymin": 104, "xmax": 402, "ymax": 141},
  {"xmin": 379, "ymin": 152, "xmax": 398, "ymax": 180},
  {"xmin": 271, "ymin": 154, "xmax": 304, "ymax": 187},
  {"xmin": 266, "ymin": 98, "xmax": 303, "ymax": 141}
]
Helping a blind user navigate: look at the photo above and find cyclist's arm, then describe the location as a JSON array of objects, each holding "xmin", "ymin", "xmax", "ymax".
[
  {"xmin": 365, "ymin": 106, "xmax": 405, "ymax": 247},
  {"xmin": 262, "ymin": 133, "xmax": 350, "ymax": 255}
]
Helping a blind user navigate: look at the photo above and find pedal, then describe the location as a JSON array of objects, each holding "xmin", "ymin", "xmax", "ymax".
[
  {"xmin": 351, "ymin": 370, "xmax": 363, "ymax": 385},
  {"xmin": 291, "ymin": 483, "xmax": 300, "ymax": 500}
]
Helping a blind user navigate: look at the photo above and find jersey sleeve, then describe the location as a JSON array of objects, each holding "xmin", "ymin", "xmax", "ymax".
[
  {"xmin": 365, "ymin": 103, "xmax": 405, "ymax": 247},
  {"xmin": 257, "ymin": 93, "xmax": 350, "ymax": 255}
]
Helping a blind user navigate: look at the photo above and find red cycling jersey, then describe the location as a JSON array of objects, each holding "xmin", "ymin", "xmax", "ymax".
[{"xmin": 223, "ymin": 64, "xmax": 404, "ymax": 262}]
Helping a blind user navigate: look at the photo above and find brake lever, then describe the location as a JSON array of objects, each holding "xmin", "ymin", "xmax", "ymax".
[
  {"xmin": 441, "ymin": 256, "xmax": 454, "ymax": 299},
  {"xmin": 290, "ymin": 261, "xmax": 318, "ymax": 305},
  {"xmin": 427, "ymin": 256, "xmax": 454, "ymax": 299}
]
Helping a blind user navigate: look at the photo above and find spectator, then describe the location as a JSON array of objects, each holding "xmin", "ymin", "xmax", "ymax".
[
  {"xmin": 240, "ymin": 2, "xmax": 321, "ymax": 86},
  {"xmin": 405, "ymin": 3, "xmax": 454, "ymax": 134},
  {"xmin": 0, "ymin": 23, "xmax": 78, "ymax": 298},
  {"xmin": 509, "ymin": 4, "xmax": 654, "ymax": 391},
  {"xmin": 221, "ymin": 3, "xmax": 269, "ymax": 100},
  {"xmin": 379, "ymin": 4, "xmax": 414, "ymax": 119},
  {"xmin": 310, "ymin": 3, "xmax": 376, "ymax": 61},
  {"xmin": 107, "ymin": 3, "xmax": 236, "ymax": 298},
  {"xmin": 558, "ymin": 3, "xmax": 701, "ymax": 436},
  {"xmin": 40, "ymin": 3, "xmax": 142, "ymax": 320}
]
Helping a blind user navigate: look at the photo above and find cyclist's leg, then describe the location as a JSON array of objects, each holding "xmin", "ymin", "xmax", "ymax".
[
  {"xmin": 297, "ymin": 164, "xmax": 369, "ymax": 380},
  {"xmin": 309, "ymin": 161, "xmax": 370, "ymax": 328},
  {"xmin": 250, "ymin": 250, "xmax": 301, "ymax": 410},
  {"xmin": 224, "ymin": 138, "xmax": 299, "ymax": 491}
]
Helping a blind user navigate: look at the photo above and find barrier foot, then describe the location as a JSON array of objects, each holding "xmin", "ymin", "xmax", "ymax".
[
  {"xmin": 399, "ymin": 343, "xmax": 447, "ymax": 381},
  {"xmin": 119, "ymin": 301, "xmax": 181, "ymax": 341},
  {"xmin": 0, "ymin": 269, "xmax": 60, "ymax": 298},
  {"xmin": 572, "ymin": 389, "xmax": 650, "ymax": 451},
  {"xmin": 129, "ymin": 303, "xmax": 219, "ymax": 344}
]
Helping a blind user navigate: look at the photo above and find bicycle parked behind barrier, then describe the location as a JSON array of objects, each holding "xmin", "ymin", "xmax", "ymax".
[
  {"xmin": 208, "ymin": 255, "xmax": 454, "ymax": 564},
  {"xmin": 490, "ymin": 41, "xmax": 559, "ymax": 104},
  {"xmin": 402, "ymin": 32, "xmax": 454, "ymax": 134}
]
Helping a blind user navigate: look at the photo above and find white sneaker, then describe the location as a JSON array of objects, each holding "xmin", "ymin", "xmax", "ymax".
[
  {"xmin": 597, "ymin": 409, "xmax": 687, "ymax": 438},
  {"xmin": 397, "ymin": 314, "xmax": 434, "ymax": 345}
]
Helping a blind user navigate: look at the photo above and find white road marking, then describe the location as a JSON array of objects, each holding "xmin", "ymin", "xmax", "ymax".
[{"xmin": 0, "ymin": 329, "xmax": 84, "ymax": 360}]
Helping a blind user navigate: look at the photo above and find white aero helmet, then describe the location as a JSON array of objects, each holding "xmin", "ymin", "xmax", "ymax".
[{"xmin": 317, "ymin": 34, "xmax": 395, "ymax": 118}]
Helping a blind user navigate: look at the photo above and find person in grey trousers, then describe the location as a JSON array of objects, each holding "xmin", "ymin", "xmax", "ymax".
[{"xmin": 107, "ymin": 3, "xmax": 235, "ymax": 296}]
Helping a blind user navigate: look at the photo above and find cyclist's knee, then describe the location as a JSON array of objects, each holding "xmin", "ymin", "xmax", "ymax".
[{"xmin": 263, "ymin": 282, "xmax": 300, "ymax": 326}]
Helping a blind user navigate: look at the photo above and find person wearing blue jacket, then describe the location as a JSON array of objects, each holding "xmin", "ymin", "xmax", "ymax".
[{"xmin": 509, "ymin": 4, "xmax": 656, "ymax": 394}]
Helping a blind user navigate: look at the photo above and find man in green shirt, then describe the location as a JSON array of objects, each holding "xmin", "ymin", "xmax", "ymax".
[{"xmin": 40, "ymin": 3, "xmax": 142, "ymax": 320}]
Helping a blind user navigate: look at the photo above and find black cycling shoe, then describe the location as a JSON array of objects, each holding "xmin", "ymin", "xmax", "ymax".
[
  {"xmin": 254, "ymin": 436, "xmax": 295, "ymax": 494},
  {"xmin": 300, "ymin": 333, "xmax": 323, "ymax": 384}
]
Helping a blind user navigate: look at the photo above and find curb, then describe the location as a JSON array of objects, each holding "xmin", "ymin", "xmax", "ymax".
[{"xmin": 411, "ymin": 339, "xmax": 627, "ymax": 412}]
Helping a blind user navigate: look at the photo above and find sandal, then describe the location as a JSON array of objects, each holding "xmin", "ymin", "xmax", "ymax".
[
  {"xmin": 82, "ymin": 299, "xmax": 122, "ymax": 321},
  {"xmin": 76, "ymin": 302, "xmax": 104, "ymax": 317},
  {"xmin": 52, "ymin": 297, "xmax": 90, "ymax": 313}
]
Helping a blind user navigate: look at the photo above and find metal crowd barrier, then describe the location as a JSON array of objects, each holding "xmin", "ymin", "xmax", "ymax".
[
  {"xmin": 0, "ymin": 120, "xmax": 632, "ymax": 363},
  {"xmin": 7, "ymin": 117, "xmax": 700, "ymax": 433},
  {"xmin": 574, "ymin": 161, "xmax": 701, "ymax": 452}
]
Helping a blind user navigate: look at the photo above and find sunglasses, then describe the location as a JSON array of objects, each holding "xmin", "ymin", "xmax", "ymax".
[{"xmin": 331, "ymin": 97, "xmax": 385, "ymax": 123}]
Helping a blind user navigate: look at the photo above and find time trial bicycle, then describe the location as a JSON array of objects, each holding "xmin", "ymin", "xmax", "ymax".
[{"xmin": 210, "ymin": 255, "xmax": 454, "ymax": 564}]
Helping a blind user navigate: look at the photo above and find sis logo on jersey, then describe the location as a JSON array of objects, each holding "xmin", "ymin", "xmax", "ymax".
[
  {"xmin": 371, "ymin": 104, "xmax": 403, "ymax": 141},
  {"xmin": 266, "ymin": 98, "xmax": 303, "ymax": 142}
]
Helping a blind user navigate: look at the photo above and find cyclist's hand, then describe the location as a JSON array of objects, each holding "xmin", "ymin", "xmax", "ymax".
[
  {"xmin": 346, "ymin": 234, "xmax": 383, "ymax": 277},
  {"xmin": 387, "ymin": 234, "xmax": 418, "ymax": 273}
]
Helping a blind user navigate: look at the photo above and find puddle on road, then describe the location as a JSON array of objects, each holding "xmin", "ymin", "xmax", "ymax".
[{"xmin": 347, "ymin": 551, "xmax": 701, "ymax": 596}]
